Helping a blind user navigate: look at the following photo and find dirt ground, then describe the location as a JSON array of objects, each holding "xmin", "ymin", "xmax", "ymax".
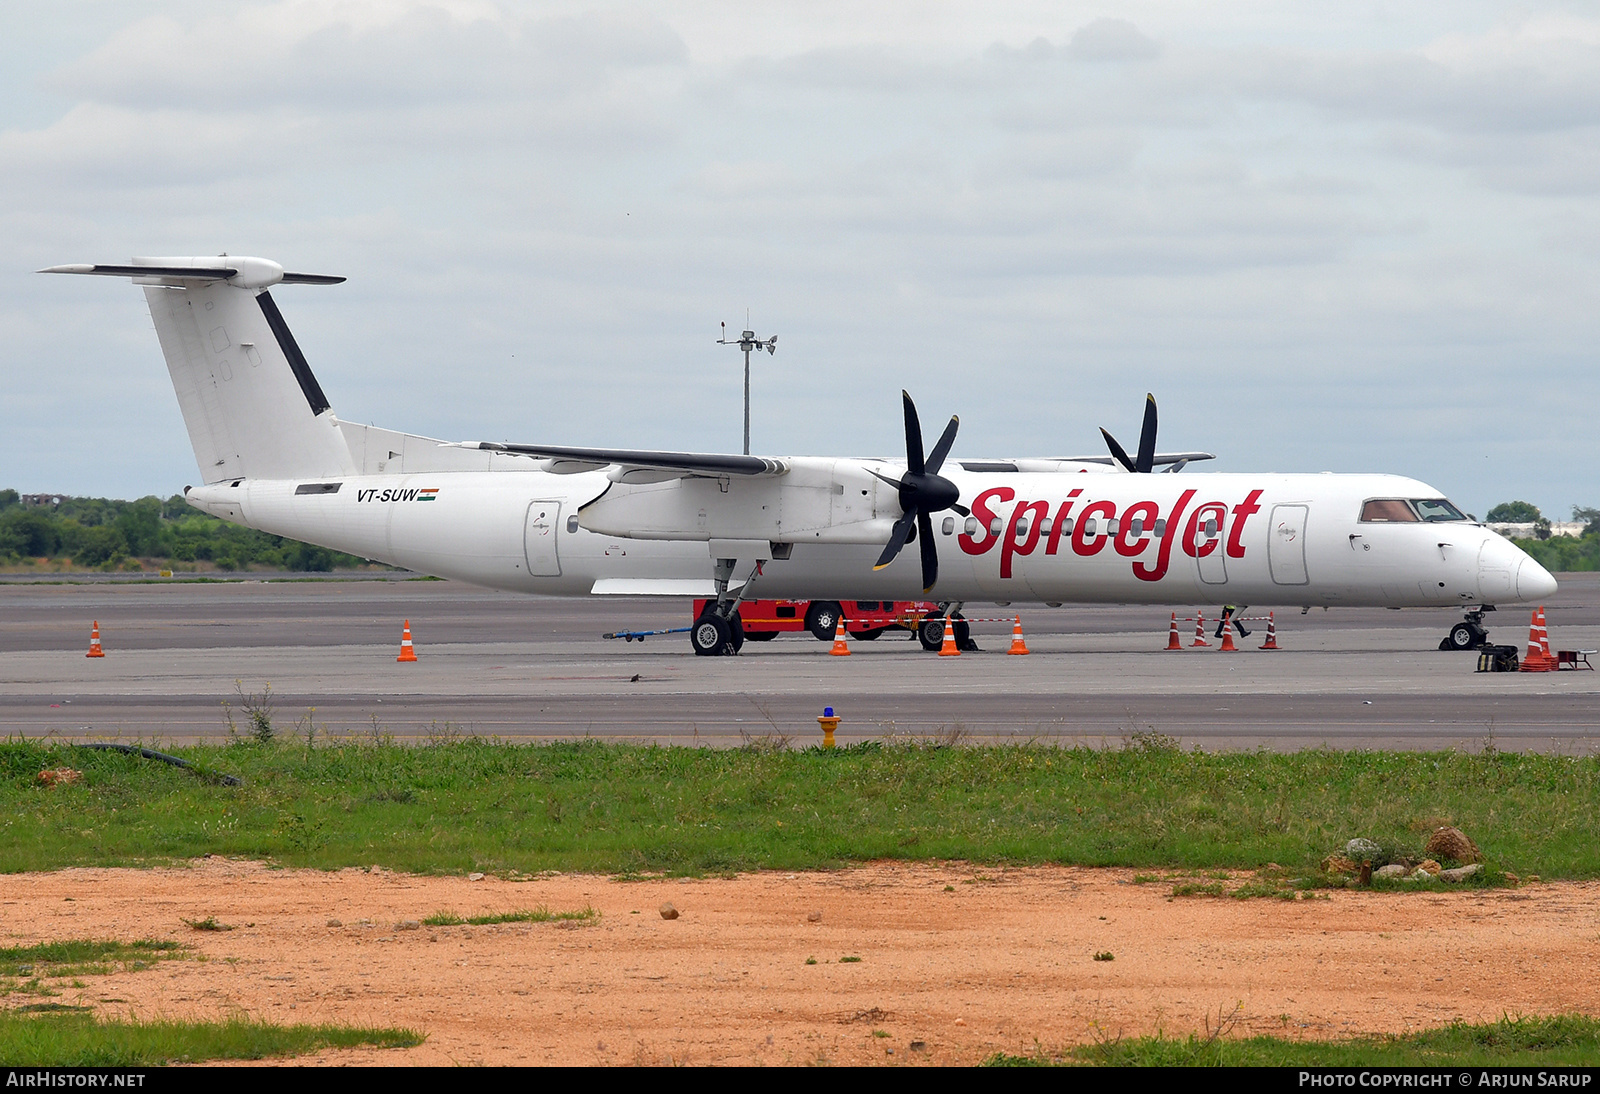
[{"xmin": 4, "ymin": 860, "xmax": 1599, "ymax": 1066}]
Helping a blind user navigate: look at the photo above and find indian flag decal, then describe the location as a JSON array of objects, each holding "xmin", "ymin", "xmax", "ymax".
[{"xmin": 418, "ymin": 488, "xmax": 439, "ymax": 501}]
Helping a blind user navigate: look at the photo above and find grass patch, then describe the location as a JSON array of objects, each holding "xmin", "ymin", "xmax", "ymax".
[
  {"xmin": 985, "ymin": 1013, "xmax": 1600, "ymax": 1067},
  {"xmin": 181, "ymin": 917, "xmax": 233, "ymax": 932},
  {"xmin": 0, "ymin": 940, "xmax": 185, "ymax": 982},
  {"xmin": 3, "ymin": 739, "xmax": 1598, "ymax": 878},
  {"xmin": 0, "ymin": 1011, "xmax": 422, "ymax": 1065},
  {"xmin": 421, "ymin": 906, "xmax": 597, "ymax": 927}
]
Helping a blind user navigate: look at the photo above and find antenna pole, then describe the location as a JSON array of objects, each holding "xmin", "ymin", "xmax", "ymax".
[{"xmin": 718, "ymin": 321, "xmax": 776, "ymax": 456}]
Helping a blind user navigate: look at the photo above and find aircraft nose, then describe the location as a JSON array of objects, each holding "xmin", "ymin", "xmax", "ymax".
[{"xmin": 1518, "ymin": 556, "xmax": 1559, "ymax": 600}]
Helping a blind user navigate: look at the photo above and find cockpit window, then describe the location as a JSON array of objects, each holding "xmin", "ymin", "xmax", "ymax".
[
  {"xmin": 1411, "ymin": 498, "xmax": 1468, "ymax": 522},
  {"xmin": 1360, "ymin": 499, "xmax": 1418, "ymax": 522}
]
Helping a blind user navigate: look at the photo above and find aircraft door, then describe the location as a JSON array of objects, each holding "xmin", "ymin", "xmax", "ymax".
[
  {"xmin": 1192, "ymin": 505, "xmax": 1228, "ymax": 585},
  {"xmin": 524, "ymin": 500, "xmax": 562, "ymax": 577},
  {"xmin": 1268, "ymin": 505, "xmax": 1310, "ymax": 585}
]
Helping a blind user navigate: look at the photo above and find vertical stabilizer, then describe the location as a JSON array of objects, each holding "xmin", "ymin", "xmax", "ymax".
[{"xmin": 44, "ymin": 256, "xmax": 357, "ymax": 483}]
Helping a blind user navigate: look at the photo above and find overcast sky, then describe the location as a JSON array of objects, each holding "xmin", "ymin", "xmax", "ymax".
[{"xmin": 3, "ymin": 1, "xmax": 1596, "ymax": 520}]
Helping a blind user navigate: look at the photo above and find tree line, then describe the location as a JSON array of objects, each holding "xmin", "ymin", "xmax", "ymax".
[{"xmin": 0, "ymin": 489, "xmax": 382, "ymax": 572}]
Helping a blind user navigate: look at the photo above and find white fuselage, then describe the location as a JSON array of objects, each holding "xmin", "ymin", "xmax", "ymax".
[{"xmin": 186, "ymin": 464, "xmax": 1556, "ymax": 609}]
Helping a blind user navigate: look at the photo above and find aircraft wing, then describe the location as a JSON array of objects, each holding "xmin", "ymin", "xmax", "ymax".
[
  {"xmin": 449, "ymin": 441, "xmax": 789, "ymax": 480},
  {"xmin": 1060, "ymin": 451, "xmax": 1216, "ymax": 468}
]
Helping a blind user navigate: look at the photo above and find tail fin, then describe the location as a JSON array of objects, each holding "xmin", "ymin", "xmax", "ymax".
[{"xmin": 42, "ymin": 256, "xmax": 357, "ymax": 483}]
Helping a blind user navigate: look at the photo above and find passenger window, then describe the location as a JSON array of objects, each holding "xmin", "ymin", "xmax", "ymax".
[
  {"xmin": 990, "ymin": 517, "xmax": 1003, "ymax": 536},
  {"xmin": 1130, "ymin": 518, "xmax": 1144, "ymax": 536},
  {"xmin": 1153, "ymin": 519, "xmax": 1165, "ymax": 538},
  {"xmin": 1083, "ymin": 518, "xmax": 1097, "ymax": 536},
  {"xmin": 1040, "ymin": 517, "xmax": 1053, "ymax": 537},
  {"xmin": 1015, "ymin": 519, "xmax": 1030, "ymax": 538},
  {"xmin": 1360, "ymin": 499, "xmax": 1418, "ymax": 522},
  {"xmin": 1107, "ymin": 519, "xmax": 1119, "ymax": 535},
  {"xmin": 965, "ymin": 516, "xmax": 979, "ymax": 536},
  {"xmin": 942, "ymin": 516, "xmax": 954, "ymax": 535},
  {"xmin": 1062, "ymin": 517, "xmax": 1074, "ymax": 535},
  {"xmin": 566, "ymin": 515, "xmax": 579, "ymax": 533},
  {"xmin": 1204, "ymin": 517, "xmax": 1218, "ymax": 537}
]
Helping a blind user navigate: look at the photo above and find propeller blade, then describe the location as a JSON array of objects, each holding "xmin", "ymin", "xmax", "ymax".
[
  {"xmin": 902, "ymin": 390, "xmax": 926, "ymax": 477},
  {"xmin": 1136, "ymin": 393, "xmax": 1157, "ymax": 474},
  {"xmin": 1100, "ymin": 427, "xmax": 1137, "ymax": 473},
  {"xmin": 924, "ymin": 414, "xmax": 959, "ymax": 476},
  {"xmin": 917, "ymin": 509, "xmax": 938, "ymax": 591},
  {"xmin": 873, "ymin": 512, "xmax": 917, "ymax": 571},
  {"xmin": 951, "ymin": 502, "xmax": 970, "ymax": 517}
]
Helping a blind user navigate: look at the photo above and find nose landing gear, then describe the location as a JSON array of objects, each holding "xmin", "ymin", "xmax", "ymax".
[{"xmin": 1440, "ymin": 606, "xmax": 1494, "ymax": 651}]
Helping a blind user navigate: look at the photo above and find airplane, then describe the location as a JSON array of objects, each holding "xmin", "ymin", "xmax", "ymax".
[{"xmin": 41, "ymin": 255, "xmax": 1557, "ymax": 656}]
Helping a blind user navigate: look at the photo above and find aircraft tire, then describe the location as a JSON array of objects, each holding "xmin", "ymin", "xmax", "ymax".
[
  {"xmin": 917, "ymin": 615, "xmax": 946, "ymax": 651},
  {"xmin": 805, "ymin": 601, "xmax": 844, "ymax": 642},
  {"xmin": 691, "ymin": 614, "xmax": 732, "ymax": 656},
  {"xmin": 729, "ymin": 614, "xmax": 745, "ymax": 654},
  {"xmin": 1447, "ymin": 622, "xmax": 1482, "ymax": 651}
]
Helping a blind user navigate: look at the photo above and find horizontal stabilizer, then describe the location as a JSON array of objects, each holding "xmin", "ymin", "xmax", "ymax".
[{"xmin": 41, "ymin": 257, "xmax": 344, "ymax": 290}]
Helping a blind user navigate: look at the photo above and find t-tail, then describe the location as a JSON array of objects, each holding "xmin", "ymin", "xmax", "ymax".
[{"xmin": 40, "ymin": 256, "xmax": 357, "ymax": 483}]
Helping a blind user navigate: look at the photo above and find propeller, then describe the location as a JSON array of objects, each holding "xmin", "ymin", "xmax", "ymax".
[
  {"xmin": 869, "ymin": 391, "xmax": 969, "ymax": 593},
  {"xmin": 1099, "ymin": 392, "xmax": 1159, "ymax": 474}
]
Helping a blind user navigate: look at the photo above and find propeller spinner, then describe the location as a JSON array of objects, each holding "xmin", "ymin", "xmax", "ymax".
[
  {"xmin": 870, "ymin": 391, "xmax": 969, "ymax": 593},
  {"xmin": 1100, "ymin": 392, "xmax": 1160, "ymax": 474}
]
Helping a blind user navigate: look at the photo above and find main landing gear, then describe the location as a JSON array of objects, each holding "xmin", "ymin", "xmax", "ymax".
[
  {"xmin": 1440, "ymin": 606, "xmax": 1495, "ymax": 651},
  {"xmin": 917, "ymin": 603, "xmax": 977, "ymax": 652},
  {"xmin": 691, "ymin": 555, "xmax": 761, "ymax": 657}
]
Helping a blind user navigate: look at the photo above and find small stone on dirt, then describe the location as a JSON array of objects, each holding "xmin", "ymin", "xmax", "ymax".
[
  {"xmin": 1374, "ymin": 865, "xmax": 1409, "ymax": 880},
  {"xmin": 468, "ymin": 872, "xmax": 485, "ymax": 881},
  {"xmin": 1424, "ymin": 826, "xmax": 1481, "ymax": 864},
  {"xmin": 397, "ymin": 920, "xmax": 421, "ymax": 930},
  {"xmin": 1439, "ymin": 864, "xmax": 1482, "ymax": 882},
  {"xmin": 659, "ymin": 903, "xmax": 679, "ymax": 920},
  {"xmin": 1344, "ymin": 838, "xmax": 1384, "ymax": 863},
  {"xmin": 325, "ymin": 918, "xmax": 342, "ymax": 927},
  {"xmin": 807, "ymin": 911, "xmax": 822, "ymax": 923}
]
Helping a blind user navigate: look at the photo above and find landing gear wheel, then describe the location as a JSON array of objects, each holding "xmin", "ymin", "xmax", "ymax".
[
  {"xmin": 952, "ymin": 614, "xmax": 974, "ymax": 651},
  {"xmin": 918, "ymin": 615, "xmax": 946, "ymax": 652},
  {"xmin": 805, "ymin": 601, "xmax": 844, "ymax": 642},
  {"xmin": 1446, "ymin": 622, "xmax": 1485, "ymax": 651},
  {"xmin": 691, "ymin": 613, "xmax": 733, "ymax": 656},
  {"xmin": 728, "ymin": 614, "xmax": 745, "ymax": 654}
]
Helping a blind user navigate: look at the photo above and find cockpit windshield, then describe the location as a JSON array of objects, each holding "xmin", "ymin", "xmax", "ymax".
[
  {"xmin": 1360, "ymin": 499, "xmax": 1418, "ymax": 522},
  {"xmin": 1360, "ymin": 498, "xmax": 1470, "ymax": 523},
  {"xmin": 1411, "ymin": 498, "xmax": 1468, "ymax": 522}
]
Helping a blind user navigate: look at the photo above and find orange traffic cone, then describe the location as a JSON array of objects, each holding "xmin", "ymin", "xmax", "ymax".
[
  {"xmin": 938, "ymin": 616, "xmax": 961, "ymax": 656},
  {"xmin": 829, "ymin": 617, "xmax": 851, "ymax": 656},
  {"xmin": 1259, "ymin": 611, "xmax": 1279, "ymax": 650},
  {"xmin": 1192, "ymin": 612, "xmax": 1210, "ymax": 647},
  {"xmin": 1166, "ymin": 611, "xmax": 1183, "ymax": 651},
  {"xmin": 1520, "ymin": 607, "xmax": 1555, "ymax": 672},
  {"xmin": 1007, "ymin": 615, "xmax": 1030, "ymax": 655},
  {"xmin": 86, "ymin": 621, "xmax": 105, "ymax": 659},
  {"xmin": 397, "ymin": 620, "xmax": 418, "ymax": 662},
  {"xmin": 1218, "ymin": 624, "xmax": 1237, "ymax": 651}
]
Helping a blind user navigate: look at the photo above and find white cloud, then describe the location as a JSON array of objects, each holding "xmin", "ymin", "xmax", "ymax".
[{"xmin": 0, "ymin": 2, "xmax": 1596, "ymax": 519}]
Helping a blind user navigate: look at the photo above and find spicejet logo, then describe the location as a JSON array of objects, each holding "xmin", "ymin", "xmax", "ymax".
[
  {"xmin": 958, "ymin": 487, "xmax": 1264, "ymax": 582},
  {"xmin": 356, "ymin": 487, "xmax": 439, "ymax": 503}
]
